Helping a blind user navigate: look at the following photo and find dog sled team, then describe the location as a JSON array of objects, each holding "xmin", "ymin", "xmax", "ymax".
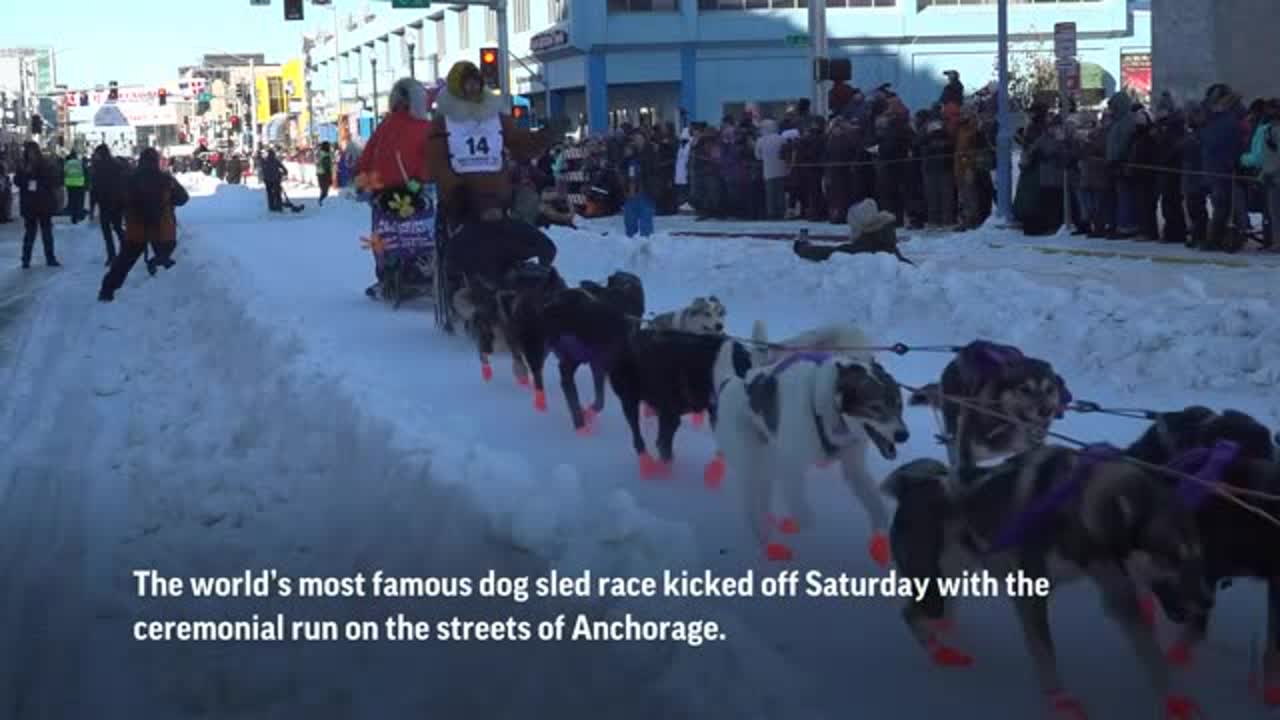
[{"xmin": 357, "ymin": 63, "xmax": 1279, "ymax": 720}]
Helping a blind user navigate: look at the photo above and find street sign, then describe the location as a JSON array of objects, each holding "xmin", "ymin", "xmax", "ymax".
[
  {"xmin": 1053, "ymin": 22, "xmax": 1077, "ymax": 61},
  {"xmin": 391, "ymin": 0, "xmax": 431, "ymax": 8},
  {"xmin": 1058, "ymin": 61, "xmax": 1081, "ymax": 94},
  {"xmin": 785, "ymin": 33, "xmax": 810, "ymax": 48},
  {"xmin": 250, "ymin": 0, "xmax": 269, "ymax": 5}
]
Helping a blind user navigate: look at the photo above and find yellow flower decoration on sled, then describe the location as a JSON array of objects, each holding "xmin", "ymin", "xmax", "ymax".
[{"xmin": 388, "ymin": 193, "xmax": 415, "ymax": 219}]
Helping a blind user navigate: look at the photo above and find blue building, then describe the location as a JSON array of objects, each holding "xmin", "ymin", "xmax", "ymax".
[{"xmin": 308, "ymin": 0, "xmax": 1149, "ymax": 137}]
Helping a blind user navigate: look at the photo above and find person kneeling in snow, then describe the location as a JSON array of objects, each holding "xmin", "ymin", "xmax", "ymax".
[
  {"xmin": 792, "ymin": 198, "xmax": 914, "ymax": 265},
  {"xmin": 98, "ymin": 148, "xmax": 189, "ymax": 302}
]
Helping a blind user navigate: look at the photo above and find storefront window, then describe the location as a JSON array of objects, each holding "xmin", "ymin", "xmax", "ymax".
[
  {"xmin": 919, "ymin": 0, "xmax": 1100, "ymax": 7},
  {"xmin": 700, "ymin": 0, "xmax": 898, "ymax": 9},
  {"xmin": 609, "ymin": 0, "xmax": 679, "ymax": 11}
]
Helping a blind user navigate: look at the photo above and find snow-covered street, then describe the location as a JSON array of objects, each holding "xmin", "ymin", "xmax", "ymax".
[{"xmin": 1, "ymin": 177, "xmax": 1278, "ymax": 718}]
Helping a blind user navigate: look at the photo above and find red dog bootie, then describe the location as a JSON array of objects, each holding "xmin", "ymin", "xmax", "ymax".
[
  {"xmin": 516, "ymin": 374, "xmax": 530, "ymax": 387},
  {"xmin": 776, "ymin": 517, "xmax": 800, "ymax": 534},
  {"xmin": 926, "ymin": 634, "xmax": 973, "ymax": 667},
  {"xmin": 642, "ymin": 403, "xmax": 657, "ymax": 418},
  {"xmin": 1166, "ymin": 640, "xmax": 1193, "ymax": 667},
  {"xmin": 868, "ymin": 532, "xmax": 891, "ymax": 568},
  {"xmin": 480, "ymin": 357, "xmax": 493, "ymax": 382},
  {"xmin": 533, "ymin": 390, "xmax": 547, "ymax": 412},
  {"xmin": 1138, "ymin": 593, "xmax": 1157, "ymax": 627},
  {"xmin": 703, "ymin": 453, "xmax": 726, "ymax": 489},
  {"xmin": 575, "ymin": 407, "xmax": 598, "ymax": 436},
  {"xmin": 689, "ymin": 411, "xmax": 705, "ymax": 428},
  {"xmin": 765, "ymin": 543, "xmax": 793, "ymax": 562},
  {"xmin": 1164, "ymin": 695, "xmax": 1203, "ymax": 719},
  {"xmin": 1045, "ymin": 690, "xmax": 1087, "ymax": 720},
  {"xmin": 638, "ymin": 452, "xmax": 671, "ymax": 479}
]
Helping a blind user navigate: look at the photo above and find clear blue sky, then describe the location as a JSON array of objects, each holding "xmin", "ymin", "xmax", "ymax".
[{"xmin": 1, "ymin": 0, "xmax": 312, "ymax": 88}]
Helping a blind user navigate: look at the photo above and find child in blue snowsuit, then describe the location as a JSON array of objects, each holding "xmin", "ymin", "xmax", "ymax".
[{"xmin": 621, "ymin": 130, "xmax": 656, "ymax": 238}]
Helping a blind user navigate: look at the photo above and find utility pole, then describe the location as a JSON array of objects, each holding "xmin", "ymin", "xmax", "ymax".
[
  {"xmin": 249, "ymin": 56, "xmax": 258, "ymax": 150},
  {"xmin": 996, "ymin": 0, "xmax": 1012, "ymax": 221},
  {"xmin": 408, "ymin": 42, "xmax": 416, "ymax": 79},
  {"xmin": 494, "ymin": 0, "xmax": 511, "ymax": 111},
  {"xmin": 807, "ymin": 2, "xmax": 828, "ymax": 118},
  {"xmin": 371, "ymin": 56, "xmax": 379, "ymax": 126},
  {"xmin": 331, "ymin": 2, "xmax": 341, "ymax": 124}
]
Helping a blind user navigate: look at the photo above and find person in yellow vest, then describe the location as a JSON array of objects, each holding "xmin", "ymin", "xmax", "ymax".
[{"xmin": 64, "ymin": 150, "xmax": 88, "ymax": 224}]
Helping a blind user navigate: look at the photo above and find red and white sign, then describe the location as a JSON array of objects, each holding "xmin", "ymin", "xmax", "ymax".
[{"xmin": 68, "ymin": 102, "xmax": 179, "ymax": 127}]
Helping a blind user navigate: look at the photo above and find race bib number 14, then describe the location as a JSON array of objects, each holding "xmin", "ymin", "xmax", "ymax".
[{"xmin": 448, "ymin": 115, "xmax": 505, "ymax": 174}]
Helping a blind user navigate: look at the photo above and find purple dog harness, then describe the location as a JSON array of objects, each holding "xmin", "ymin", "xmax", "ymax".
[
  {"xmin": 984, "ymin": 439, "xmax": 1240, "ymax": 554},
  {"xmin": 1167, "ymin": 439, "xmax": 1239, "ymax": 510},
  {"xmin": 963, "ymin": 340, "xmax": 1073, "ymax": 417},
  {"xmin": 985, "ymin": 443, "xmax": 1120, "ymax": 554}
]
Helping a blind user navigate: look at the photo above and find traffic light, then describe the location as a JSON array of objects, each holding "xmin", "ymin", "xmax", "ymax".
[
  {"xmin": 108, "ymin": 81, "xmax": 118, "ymax": 101},
  {"xmin": 284, "ymin": 0, "xmax": 303, "ymax": 21},
  {"xmin": 30, "ymin": 114, "xmax": 43, "ymax": 135},
  {"xmin": 79, "ymin": 92, "xmax": 88, "ymax": 107},
  {"xmin": 158, "ymin": 88, "xmax": 167, "ymax": 106},
  {"xmin": 479, "ymin": 47, "xmax": 499, "ymax": 88}
]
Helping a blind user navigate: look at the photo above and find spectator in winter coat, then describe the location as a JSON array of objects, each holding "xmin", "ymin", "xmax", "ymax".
[
  {"xmin": 1129, "ymin": 109, "xmax": 1161, "ymax": 241},
  {"xmin": 840, "ymin": 88, "xmax": 870, "ymax": 127},
  {"xmin": 1023, "ymin": 119, "xmax": 1071, "ymax": 235},
  {"xmin": 0, "ymin": 160, "xmax": 11, "ymax": 223},
  {"xmin": 98, "ymin": 147, "xmax": 189, "ymax": 302},
  {"xmin": 1260, "ymin": 100, "xmax": 1280, "ymax": 250},
  {"xmin": 953, "ymin": 110, "xmax": 984, "ymax": 230},
  {"xmin": 621, "ymin": 131, "xmax": 659, "ymax": 238},
  {"xmin": 690, "ymin": 124, "xmax": 722, "ymax": 219},
  {"xmin": 829, "ymin": 79, "xmax": 855, "ymax": 118},
  {"xmin": 939, "ymin": 71, "xmax": 965, "ymax": 108},
  {"xmin": 823, "ymin": 118, "xmax": 857, "ymax": 223},
  {"xmin": 754, "ymin": 119, "xmax": 788, "ymax": 220},
  {"xmin": 14, "ymin": 141, "xmax": 59, "ymax": 268},
  {"xmin": 675, "ymin": 127, "xmax": 692, "ymax": 209},
  {"xmin": 259, "ymin": 149, "xmax": 287, "ymax": 212},
  {"xmin": 316, "ymin": 141, "xmax": 335, "ymax": 205},
  {"xmin": 1105, "ymin": 92, "xmax": 1139, "ymax": 237},
  {"xmin": 63, "ymin": 150, "xmax": 87, "ymax": 224},
  {"xmin": 90, "ymin": 144, "xmax": 127, "ymax": 266},
  {"xmin": 1200, "ymin": 86, "xmax": 1246, "ymax": 250},
  {"xmin": 1153, "ymin": 110, "xmax": 1188, "ymax": 244},
  {"xmin": 919, "ymin": 116, "xmax": 955, "ymax": 227},
  {"xmin": 1182, "ymin": 104, "xmax": 1211, "ymax": 248}
]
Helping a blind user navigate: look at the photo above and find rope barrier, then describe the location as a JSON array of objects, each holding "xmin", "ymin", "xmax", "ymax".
[{"xmin": 899, "ymin": 381, "xmax": 1280, "ymax": 530}]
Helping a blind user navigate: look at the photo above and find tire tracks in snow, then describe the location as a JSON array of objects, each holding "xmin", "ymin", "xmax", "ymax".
[{"xmin": 0, "ymin": 228, "xmax": 103, "ymax": 719}]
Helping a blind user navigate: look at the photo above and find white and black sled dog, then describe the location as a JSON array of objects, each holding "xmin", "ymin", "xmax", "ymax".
[{"xmin": 710, "ymin": 327, "xmax": 909, "ymax": 564}]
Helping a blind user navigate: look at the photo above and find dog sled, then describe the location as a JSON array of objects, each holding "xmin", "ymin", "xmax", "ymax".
[{"xmin": 364, "ymin": 183, "xmax": 450, "ymax": 316}]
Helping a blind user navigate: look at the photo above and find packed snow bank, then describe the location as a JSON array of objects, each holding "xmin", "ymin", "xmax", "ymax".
[
  {"xmin": 551, "ymin": 224, "xmax": 1280, "ymax": 395},
  {"xmin": 73, "ymin": 217, "xmax": 822, "ymax": 716}
]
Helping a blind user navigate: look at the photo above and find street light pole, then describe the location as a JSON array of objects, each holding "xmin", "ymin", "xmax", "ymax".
[
  {"xmin": 806, "ymin": 2, "xmax": 828, "ymax": 117},
  {"xmin": 249, "ymin": 56, "xmax": 258, "ymax": 149},
  {"xmin": 371, "ymin": 56, "xmax": 379, "ymax": 126},
  {"xmin": 408, "ymin": 42, "xmax": 416, "ymax": 80},
  {"xmin": 996, "ymin": 0, "xmax": 1012, "ymax": 221},
  {"xmin": 494, "ymin": 0, "xmax": 512, "ymax": 111}
]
